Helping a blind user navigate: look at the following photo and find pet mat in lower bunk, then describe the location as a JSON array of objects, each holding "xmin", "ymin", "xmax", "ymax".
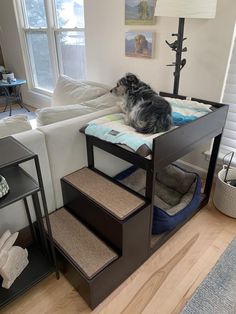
[{"xmin": 114, "ymin": 164, "xmax": 201, "ymax": 234}]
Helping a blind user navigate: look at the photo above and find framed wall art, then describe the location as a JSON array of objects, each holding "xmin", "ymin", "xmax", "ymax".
[
  {"xmin": 125, "ymin": 31, "xmax": 155, "ymax": 58},
  {"xmin": 125, "ymin": 0, "xmax": 156, "ymax": 25}
]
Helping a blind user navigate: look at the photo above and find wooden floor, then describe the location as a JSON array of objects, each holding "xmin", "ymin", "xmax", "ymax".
[
  {"xmin": 0, "ymin": 103, "xmax": 36, "ymax": 112},
  {"xmin": 23, "ymin": 104, "xmax": 36, "ymax": 112},
  {"xmin": 2, "ymin": 202, "xmax": 236, "ymax": 314}
]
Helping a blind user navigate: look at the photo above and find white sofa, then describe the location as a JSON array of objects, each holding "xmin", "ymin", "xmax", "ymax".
[
  {"xmin": 0, "ymin": 78, "xmax": 130, "ymax": 234},
  {"xmin": 36, "ymin": 75, "xmax": 119, "ymax": 126}
]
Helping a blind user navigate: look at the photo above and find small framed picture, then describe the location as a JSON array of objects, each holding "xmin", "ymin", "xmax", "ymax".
[
  {"xmin": 125, "ymin": 0, "xmax": 156, "ymax": 25},
  {"xmin": 125, "ymin": 31, "xmax": 155, "ymax": 59}
]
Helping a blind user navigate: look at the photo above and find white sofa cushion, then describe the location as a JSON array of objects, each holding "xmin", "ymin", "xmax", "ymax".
[
  {"xmin": 0, "ymin": 130, "xmax": 56, "ymax": 234},
  {"xmin": 0, "ymin": 115, "xmax": 32, "ymax": 139},
  {"xmin": 38, "ymin": 107, "xmax": 129, "ymax": 209},
  {"xmin": 81, "ymin": 80, "xmax": 111, "ymax": 90},
  {"xmin": 36, "ymin": 93, "xmax": 123, "ymax": 126},
  {"xmin": 52, "ymin": 75, "xmax": 110, "ymax": 106}
]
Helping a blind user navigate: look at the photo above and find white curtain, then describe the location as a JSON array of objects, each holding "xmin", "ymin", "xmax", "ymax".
[{"xmin": 221, "ymin": 39, "xmax": 236, "ymax": 152}]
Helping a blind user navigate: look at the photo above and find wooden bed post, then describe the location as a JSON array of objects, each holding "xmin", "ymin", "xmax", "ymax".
[
  {"xmin": 204, "ymin": 133, "xmax": 222, "ymax": 200},
  {"xmin": 145, "ymin": 140, "xmax": 158, "ymax": 239},
  {"xmin": 86, "ymin": 136, "xmax": 95, "ymax": 169}
]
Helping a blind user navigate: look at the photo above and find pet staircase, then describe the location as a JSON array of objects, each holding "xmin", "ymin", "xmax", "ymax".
[{"xmin": 45, "ymin": 167, "xmax": 151, "ymax": 309}]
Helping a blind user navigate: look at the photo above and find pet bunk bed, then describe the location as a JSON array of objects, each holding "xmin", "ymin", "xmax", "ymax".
[
  {"xmin": 45, "ymin": 92, "xmax": 228, "ymax": 309},
  {"xmin": 82, "ymin": 92, "xmax": 228, "ymax": 252}
]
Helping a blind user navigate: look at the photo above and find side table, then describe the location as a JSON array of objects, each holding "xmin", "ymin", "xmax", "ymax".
[
  {"xmin": 0, "ymin": 79, "xmax": 29, "ymax": 116},
  {"xmin": 0, "ymin": 136, "xmax": 59, "ymax": 309}
]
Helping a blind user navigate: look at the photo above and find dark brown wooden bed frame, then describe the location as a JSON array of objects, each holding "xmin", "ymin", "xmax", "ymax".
[
  {"xmin": 58, "ymin": 92, "xmax": 228, "ymax": 309},
  {"xmin": 86, "ymin": 92, "xmax": 228, "ymax": 247}
]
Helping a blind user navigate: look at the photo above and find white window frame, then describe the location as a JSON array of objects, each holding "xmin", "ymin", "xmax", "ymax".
[{"xmin": 15, "ymin": 0, "xmax": 86, "ymax": 96}]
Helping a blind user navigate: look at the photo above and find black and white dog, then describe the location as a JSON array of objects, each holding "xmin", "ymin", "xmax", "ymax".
[{"xmin": 110, "ymin": 73, "xmax": 172, "ymax": 134}]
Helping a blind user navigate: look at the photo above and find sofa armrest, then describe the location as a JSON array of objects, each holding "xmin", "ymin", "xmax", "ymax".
[{"xmin": 38, "ymin": 107, "xmax": 130, "ymax": 209}]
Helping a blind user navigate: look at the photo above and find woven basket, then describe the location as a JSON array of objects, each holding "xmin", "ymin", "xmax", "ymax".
[{"xmin": 213, "ymin": 165, "xmax": 236, "ymax": 218}]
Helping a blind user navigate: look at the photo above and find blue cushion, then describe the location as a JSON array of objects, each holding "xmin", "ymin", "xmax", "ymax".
[{"xmin": 152, "ymin": 175, "xmax": 201, "ymax": 234}]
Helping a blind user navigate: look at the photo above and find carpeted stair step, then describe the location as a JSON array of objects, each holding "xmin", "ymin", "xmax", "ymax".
[
  {"xmin": 63, "ymin": 167, "xmax": 145, "ymax": 220},
  {"xmin": 44, "ymin": 208, "xmax": 118, "ymax": 279}
]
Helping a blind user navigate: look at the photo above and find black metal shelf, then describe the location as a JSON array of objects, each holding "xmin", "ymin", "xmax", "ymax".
[
  {"xmin": 0, "ymin": 243, "xmax": 53, "ymax": 309},
  {"xmin": 0, "ymin": 166, "xmax": 39, "ymax": 209},
  {"xmin": 0, "ymin": 136, "xmax": 58, "ymax": 309},
  {"xmin": 0, "ymin": 137, "xmax": 35, "ymax": 170}
]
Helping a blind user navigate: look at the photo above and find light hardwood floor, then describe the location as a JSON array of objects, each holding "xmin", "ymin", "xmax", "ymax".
[
  {"xmin": 0, "ymin": 103, "xmax": 36, "ymax": 115},
  {"xmin": 10, "ymin": 104, "xmax": 36, "ymax": 112},
  {"xmin": 2, "ymin": 202, "xmax": 236, "ymax": 314}
]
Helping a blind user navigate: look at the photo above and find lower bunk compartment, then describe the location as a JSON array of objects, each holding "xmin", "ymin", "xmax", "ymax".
[
  {"xmin": 114, "ymin": 164, "xmax": 202, "ymax": 234},
  {"xmin": 113, "ymin": 164, "xmax": 208, "ymax": 254}
]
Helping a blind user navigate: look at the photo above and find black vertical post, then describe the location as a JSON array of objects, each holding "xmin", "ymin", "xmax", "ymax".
[
  {"xmin": 173, "ymin": 18, "xmax": 185, "ymax": 95},
  {"xmin": 23, "ymin": 197, "xmax": 37, "ymax": 242},
  {"xmin": 34, "ymin": 156, "xmax": 60, "ymax": 279},
  {"xmin": 145, "ymin": 141, "xmax": 157, "ymax": 248},
  {"xmin": 86, "ymin": 136, "xmax": 95, "ymax": 169},
  {"xmin": 32, "ymin": 193, "xmax": 48, "ymax": 251},
  {"xmin": 204, "ymin": 133, "xmax": 222, "ymax": 199}
]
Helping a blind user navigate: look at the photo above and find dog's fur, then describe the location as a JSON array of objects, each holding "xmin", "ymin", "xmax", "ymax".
[{"xmin": 110, "ymin": 73, "xmax": 172, "ymax": 134}]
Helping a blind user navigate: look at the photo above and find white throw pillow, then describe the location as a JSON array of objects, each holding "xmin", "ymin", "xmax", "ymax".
[
  {"xmin": 52, "ymin": 75, "xmax": 109, "ymax": 106},
  {"xmin": 0, "ymin": 115, "xmax": 32, "ymax": 139},
  {"xmin": 79, "ymin": 93, "xmax": 123, "ymax": 110},
  {"xmin": 37, "ymin": 93, "xmax": 122, "ymax": 126},
  {"xmin": 82, "ymin": 80, "xmax": 112, "ymax": 90}
]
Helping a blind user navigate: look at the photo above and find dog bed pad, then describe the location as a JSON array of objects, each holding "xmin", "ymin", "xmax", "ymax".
[
  {"xmin": 81, "ymin": 98, "xmax": 212, "ymax": 157},
  {"xmin": 114, "ymin": 165, "xmax": 201, "ymax": 234}
]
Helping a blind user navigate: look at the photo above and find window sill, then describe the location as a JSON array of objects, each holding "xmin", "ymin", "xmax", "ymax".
[
  {"xmin": 23, "ymin": 89, "xmax": 52, "ymax": 108},
  {"xmin": 31, "ymin": 87, "xmax": 53, "ymax": 97}
]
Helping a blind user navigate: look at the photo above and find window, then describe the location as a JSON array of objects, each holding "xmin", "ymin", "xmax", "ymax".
[
  {"xmin": 17, "ymin": 0, "xmax": 86, "ymax": 93},
  {"xmin": 221, "ymin": 38, "xmax": 236, "ymax": 153}
]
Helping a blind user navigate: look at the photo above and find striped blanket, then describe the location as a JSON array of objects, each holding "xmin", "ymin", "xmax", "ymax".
[{"xmin": 81, "ymin": 98, "xmax": 212, "ymax": 157}]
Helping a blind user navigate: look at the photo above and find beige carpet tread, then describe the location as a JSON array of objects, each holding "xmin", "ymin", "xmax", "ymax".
[
  {"xmin": 63, "ymin": 167, "xmax": 145, "ymax": 220},
  {"xmin": 44, "ymin": 208, "xmax": 118, "ymax": 279}
]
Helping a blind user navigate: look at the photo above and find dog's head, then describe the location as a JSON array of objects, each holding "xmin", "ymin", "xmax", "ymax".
[{"xmin": 110, "ymin": 73, "xmax": 139, "ymax": 96}]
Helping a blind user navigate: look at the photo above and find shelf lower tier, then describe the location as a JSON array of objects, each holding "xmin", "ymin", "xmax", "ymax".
[
  {"xmin": 0, "ymin": 166, "xmax": 39, "ymax": 209},
  {"xmin": 0, "ymin": 243, "xmax": 54, "ymax": 309}
]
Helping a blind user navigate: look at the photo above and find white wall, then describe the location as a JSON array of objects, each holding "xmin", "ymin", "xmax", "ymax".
[
  {"xmin": 0, "ymin": 0, "xmax": 235, "ymax": 170},
  {"xmin": 0, "ymin": 0, "xmax": 235, "ymax": 105},
  {"xmin": 85, "ymin": 0, "xmax": 236, "ymax": 102},
  {"xmin": 84, "ymin": 0, "xmax": 236, "ymax": 172},
  {"xmin": 0, "ymin": 0, "xmax": 51, "ymax": 107},
  {"xmin": 0, "ymin": 1, "xmax": 25, "ymax": 79}
]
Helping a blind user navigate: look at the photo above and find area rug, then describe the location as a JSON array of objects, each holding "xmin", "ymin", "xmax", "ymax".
[
  {"xmin": 181, "ymin": 238, "xmax": 236, "ymax": 314},
  {"xmin": 0, "ymin": 108, "xmax": 36, "ymax": 120}
]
